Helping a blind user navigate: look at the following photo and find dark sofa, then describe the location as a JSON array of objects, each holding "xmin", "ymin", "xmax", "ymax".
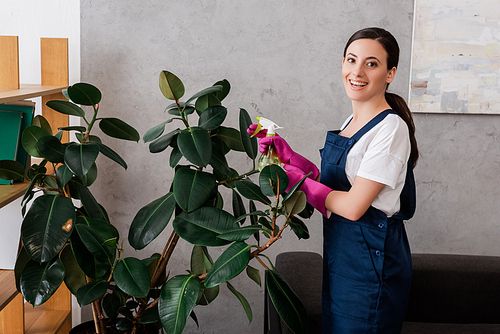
[{"xmin": 264, "ymin": 252, "xmax": 500, "ymax": 334}]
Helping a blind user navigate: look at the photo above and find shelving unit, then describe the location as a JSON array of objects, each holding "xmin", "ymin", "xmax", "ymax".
[{"xmin": 0, "ymin": 36, "xmax": 72, "ymax": 334}]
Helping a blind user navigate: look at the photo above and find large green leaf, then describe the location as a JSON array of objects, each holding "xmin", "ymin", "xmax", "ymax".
[
  {"xmin": 217, "ymin": 225, "xmax": 263, "ymax": 242},
  {"xmin": 114, "ymin": 257, "xmax": 151, "ymax": 298},
  {"xmin": 235, "ymin": 179, "xmax": 271, "ymax": 205},
  {"xmin": 58, "ymin": 126, "xmax": 87, "ymax": 133},
  {"xmin": 227, "ymin": 282, "xmax": 252, "ymax": 323},
  {"xmin": 77, "ymin": 184, "xmax": 108, "ymax": 222},
  {"xmin": 37, "ymin": 136, "xmax": 66, "ymax": 163},
  {"xmin": 99, "ymin": 118, "xmax": 140, "ymax": 142},
  {"xmin": 75, "ymin": 224, "xmax": 115, "ymax": 261},
  {"xmin": 32, "ymin": 115, "xmax": 53, "ymax": 135},
  {"xmin": 190, "ymin": 246, "xmax": 208, "ymax": 276},
  {"xmin": 76, "ymin": 280, "xmax": 108, "ymax": 306},
  {"xmin": 197, "ymin": 285, "xmax": 219, "ymax": 306},
  {"xmin": 170, "ymin": 146, "xmax": 182, "ymax": 167},
  {"xmin": 129, "ymin": 192, "xmax": 176, "ymax": 250},
  {"xmin": 266, "ymin": 269, "xmax": 308, "ymax": 334},
  {"xmin": 77, "ymin": 216, "xmax": 118, "ymax": 244},
  {"xmin": 77, "ymin": 163, "xmax": 98, "ymax": 187},
  {"xmin": 249, "ymin": 201, "xmax": 260, "ymax": 244},
  {"xmin": 209, "ymin": 143, "xmax": 231, "ymax": 176},
  {"xmin": 0, "ymin": 160, "xmax": 25, "ymax": 180},
  {"xmin": 97, "ymin": 143, "xmax": 128, "ymax": 169},
  {"xmin": 281, "ymin": 174, "xmax": 310, "ymax": 203},
  {"xmin": 173, "ymin": 167, "xmax": 217, "ymax": 212},
  {"xmin": 288, "ymin": 216, "xmax": 310, "ymax": 240},
  {"xmin": 139, "ymin": 306, "xmax": 161, "ymax": 324},
  {"xmin": 166, "ymin": 102, "xmax": 195, "ymax": 116},
  {"xmin": 284, "ymin": 191, "xmax": 307, "ymax": 216},
  {"xmin": 177, "ymin": 127, "xmax": 212, "ymax": 167},
  {"xmin": 14, "ymin": 247, "xmax": 31, "ymax": 292},
  {"xmin": 56, "ymin": 165, "xmax": 73, "ymax": 190},
  {"xmin": 21, "ymin": 195, "xmax": 76, "ymax": 263},
  {"xmin": 232, "ymin": 189, "xmax": 246, "ymax": 224},
  {"xmin": 159, "ymin": 274, "xmax": 200, "ymax": 334},
  {"xmin": 194, "ymin": 93, "xmax": 220, "ymax": 114},
  {"xmin": 67, "ymin": 82, "xmax": 102, "ymax": 106},
  {"xmin": 246, "ymin": 266, "xmax": 261, "ymax": 287},
  {"xmin": 45, "ymin": 100, "xmax": 86, "ymax": 118},
  {"xmin": 185, "ymin": 85, "xmax": 223, "ymax": 104},
  {"xmin": 60, "ymin": 244, "xmax": 87, "ymax": 295},
  {"xmin": 159, "ymin": 70, "xmax": 185, "ymax": 100},
  {"xmin": 143, "ymin": 119, "xmax": 174, "ymax": 143},
  {"xmin": 173, "ymin": 207, "xmax": 235, "ymax": 246},
  {"xmin": 239, "ymin": 108, "xmax": 258, "ymax": 160},
  {"xmin": 149, "ymin": 128, "xmax": 180, "ymax": 154},
  {"xmin": 102, "ymin": 293, "xmax": 124, "ymax": 320},
  {"xmin": 70, "ymin": 231, "xmax": 111, "ymax": 280},
  {"xmin": 198, "ymin": 106, "xmax": 227, "ymax": 131},
  {"xmin": 259, "ymin": 164, "xmax": 289, "ymax": 197},
  {"xmin": 64, "ymin": 143, "xmax": 100, "ymax": 177},
  {"xmin": 204, "ymin": 242, "xmax": 251, "ymax": 288},
  {"xmin": 20, "ymin": 257, "xmax": 65, "ymax": 306},
  {"xmin": 216, "ymin": 127, "xmax": 245, "ymax": 152},
  {"xmin": 213, "ymin": 80, "xmax": 230, "ymax": 101},
  {"xmin": 22, "ymin": 125, "xmax": 52, "ymax": 158}
]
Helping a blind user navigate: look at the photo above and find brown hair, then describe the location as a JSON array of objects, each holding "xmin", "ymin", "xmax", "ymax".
[{"xmin": 344, "ymin": 27, "xmax": 419, "ymax": 168}]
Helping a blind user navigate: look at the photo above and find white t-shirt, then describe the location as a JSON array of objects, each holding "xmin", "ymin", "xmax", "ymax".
[{"xmin": 340, "ymin": 113, "xmax": 410, "ymax": 217}]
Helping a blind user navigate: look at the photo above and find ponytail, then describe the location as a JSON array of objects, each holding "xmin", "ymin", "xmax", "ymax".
[{"xmin": 385, "ymin": 92, "xmax": 419, "ymax": 169}]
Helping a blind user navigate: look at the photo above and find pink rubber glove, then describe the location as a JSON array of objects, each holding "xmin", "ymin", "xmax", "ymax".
[
  {"xmin": 247, "ymin": 124, "xmax": 320, "ymax": 180},
  {"xmin": 284, "ymin": 165, "xmax": 332, "ymax": 218}
]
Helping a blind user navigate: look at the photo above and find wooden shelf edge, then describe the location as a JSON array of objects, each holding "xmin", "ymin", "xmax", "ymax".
[
  {"xmin": 0, "ymin": 181, "xmax": 29, "ymax": 209},
  {"xmin": 25, "ymin": 303, "xmax": 71, "ymax": 334},
  {"xmin": 0, "ymin": 270, "xmax": 18, "ymax": 311},
  {"xmin": 0, "ymin": 84, "xmax": 67, "ymax": 104}
]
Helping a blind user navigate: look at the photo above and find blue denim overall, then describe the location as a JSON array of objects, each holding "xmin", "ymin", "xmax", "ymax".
[{"xmin": 320, "ymin": 110, "xmax": 415, "ymax": 334}]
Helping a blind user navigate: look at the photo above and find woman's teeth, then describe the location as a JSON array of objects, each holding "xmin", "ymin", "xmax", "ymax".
[{"xmin": 350, "ymin": 80, "xmax": 367, "ymax": 87}]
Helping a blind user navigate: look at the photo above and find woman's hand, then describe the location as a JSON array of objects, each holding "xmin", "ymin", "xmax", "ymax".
[{"xmin": 247, "ymin": 124, "xmax": 320, "ymax": 180}]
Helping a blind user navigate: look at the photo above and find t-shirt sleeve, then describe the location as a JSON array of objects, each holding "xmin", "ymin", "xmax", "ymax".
[{"xmin": 356, "ymin": 118, "xmax": 410, "ymax": 189}]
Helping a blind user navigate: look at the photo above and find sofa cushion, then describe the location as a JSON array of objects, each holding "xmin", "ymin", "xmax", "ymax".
[
  {"xmin": 405, "ymin": 253, "xmax": 500, "ymax": 324},
  {"xmin": 402, "ymin": 322, "xmax": 500, "ymax": 334}
]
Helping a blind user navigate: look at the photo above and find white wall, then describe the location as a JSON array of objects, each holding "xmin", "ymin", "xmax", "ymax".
[
  {"xmin": 0, "ymin": 0, "xmax": 81, "ymax": 326},
  {"xmin": 0, "ymin": 0, "xmax": 80, "ymax": 85}
]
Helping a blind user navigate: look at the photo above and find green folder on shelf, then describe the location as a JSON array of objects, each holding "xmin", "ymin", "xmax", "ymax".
[
  {"xmin": 0, "ymin": 101, "xmax": 36, "ymax": 173},
  {"xmin": 0, "ymin": 110, "xmax": 23, "ymax": 185}
]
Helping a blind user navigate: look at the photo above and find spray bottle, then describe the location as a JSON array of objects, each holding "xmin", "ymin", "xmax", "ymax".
[{"xmin": 251, "ymin": 116, "xmax": 283, "ymax": 171}]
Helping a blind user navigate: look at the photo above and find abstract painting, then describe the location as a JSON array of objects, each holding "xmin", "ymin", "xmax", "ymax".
[{"xmin": 410, "ymin": 0, "xmax": 500, "ymax": 114}]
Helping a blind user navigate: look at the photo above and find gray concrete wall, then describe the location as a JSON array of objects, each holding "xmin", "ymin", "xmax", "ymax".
[{"xmin": 80, "ymin": 0, "xmax": 500, "ymax": 332}]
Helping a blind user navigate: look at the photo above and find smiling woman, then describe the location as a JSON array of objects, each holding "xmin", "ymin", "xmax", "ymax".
[{"xmin": 250, "ymin": 27, "xmax": 419, "ymax": 334}]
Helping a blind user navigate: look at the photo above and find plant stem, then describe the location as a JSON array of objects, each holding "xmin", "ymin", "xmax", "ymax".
[
  {"xmin": 82, "ymin": 104, "xmax": 99, "ymax": 144},
  {"xmin": 255, "ymin": 256, "xmax": 269, "ymax": 270},
  {"xmin": 250, "ymin": 221, "xmax": 287, "ymax": 259},
  {"xmin": 134, "ymin": 231, "xmax": 180, "ymax": 324},
  {"xmin": 217, "ymin": 169, "xmax": 259, "ymax": 185}
]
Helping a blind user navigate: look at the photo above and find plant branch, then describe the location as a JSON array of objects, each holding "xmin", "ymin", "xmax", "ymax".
[
  {"xmin": 255, "ymin": 255, "xmax": 269, "ymax": 270},
  {"xmin": 134, "ymin": 231, "xmax": 180, "ymax": 324},
  {"xmin": 82, "ymin": 103, "xmax": 99, "ymax": 144},
  {"xmin": 217, "ymin": 169, "xmax": 259, "ymax": 185}
]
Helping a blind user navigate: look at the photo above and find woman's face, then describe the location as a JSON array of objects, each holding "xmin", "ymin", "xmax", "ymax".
[{"xmin": 342, "ymin": 38, "xmax": 396, "ymax": 104}]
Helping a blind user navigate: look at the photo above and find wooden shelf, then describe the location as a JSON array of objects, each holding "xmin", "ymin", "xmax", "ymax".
[
  {"xmin": 25, "ymin": 302, "xmax": 72, "ymax": 334},
  {"xmin": 0, "ymin": 181, "xmax": 29, "ymax": 209},
  {"xmin": 0, "ymin": 270, "xmax": 71, "ymax": 334},
  {"xmin": 0, "ymin": 36, "xmax": 71, "ymax": 334},
  {"xmin": 0, "ymin": 84, "xmax": 67, "ymax": 104}
]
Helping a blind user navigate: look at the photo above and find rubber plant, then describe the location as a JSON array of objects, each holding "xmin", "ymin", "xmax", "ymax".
[{"xmin": 0, "ymin": 72, "xmax": 314, "ymax": 334}]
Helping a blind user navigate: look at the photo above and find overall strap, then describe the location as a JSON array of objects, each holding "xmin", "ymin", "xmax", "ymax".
[{"xmin": 350, "ymin": 109, "xmax": 396, "ymax": 142}]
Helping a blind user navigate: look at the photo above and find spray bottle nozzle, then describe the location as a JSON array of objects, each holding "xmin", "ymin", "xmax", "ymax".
[{"xmin": 251, "ymin": 116, "xmax": 283, "ymax": 137}]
